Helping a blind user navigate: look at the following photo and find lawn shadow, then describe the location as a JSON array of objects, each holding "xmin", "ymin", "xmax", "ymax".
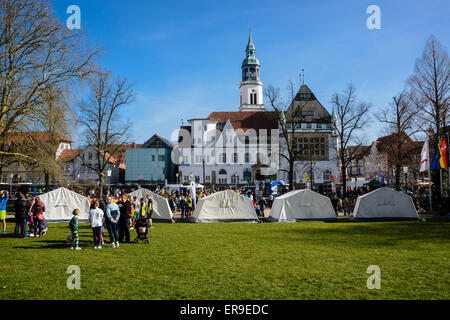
[
  {"xmin": 259, "ymin": 220, "xmax": 450, "ymax": 249},
  {"xmin": 13, "ymin": 239, "xmax": 93, "ymax": 250}
]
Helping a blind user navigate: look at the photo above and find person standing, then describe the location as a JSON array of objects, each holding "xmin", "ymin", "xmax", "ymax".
[
  {"xmin": 89, "ymin": 200, "xmax": 104, "ymax": 249},
  {"xmin": 118, "ymin": 194, "xmax": 131, "ymax": 243},
  {"xmin": 14, "ymin": 193, "xmax": 29, "ymax": 238},
  {"xmin": 69, "ymin": 209, "xmax": 81, "ymax": 250},
  {"xmin": 132, "ymin": 196, "xmax": 140, "ymax": 228},
  {"xmin": 0, "ymin": 191, "xmax": 9, "ymax": 235},
  {"xmin": 30, "ymin": 196, "xmax": 45, "ymax": 238},
  {"xmin": 146, "ymin": 194, "xmax": 153, "ymax": 229},
  {"xmin": 105, "ymin": 197, "xmax": 120, "ymax": 248},
  {"xmin": 186, "ymin": 194, "xmax": 193, "ymax": 217},
  {"xmin": 179, "ymin": 196, "xmax": 186, "ymax": 218},
  {"xmin": 257, "ymin": 196, "xmax": 266, "ymax": 218}
]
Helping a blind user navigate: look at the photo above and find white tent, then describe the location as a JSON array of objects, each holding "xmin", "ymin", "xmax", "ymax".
[
  {"xmin": 268, "ymin": 189, "xmax": 338, "ymax": 222},
  {"xmin": 191, "ymin": 190, "xmax": 259, "ymax": 223},
  {"xmin": 39, "ymin": 187, "xmax": 90, "ymax": 222},
  {"xmin": 127, "ymin": 188, "xmax": 174, "ymax": 222},
  {"xmin": 351, "ymin": 187, "xmax": 421, "ymax": 221}
]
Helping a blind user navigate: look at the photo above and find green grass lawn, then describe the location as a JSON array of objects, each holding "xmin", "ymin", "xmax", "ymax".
[{"xmin": 0, "ymin": 218, "xmax": 449, "ymax": 300}]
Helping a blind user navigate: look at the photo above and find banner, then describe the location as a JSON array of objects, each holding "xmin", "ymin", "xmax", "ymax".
[
  {"xmin": 419, "ymin": 137, "xmax": 429, "ymax": 172},
  {"xmin": 431, "ymin": 142, "xmax": 442, "ymax": 170},
  {"xmin": 439, "ymin": 138, "xmax": 448, "ymax": 169}
]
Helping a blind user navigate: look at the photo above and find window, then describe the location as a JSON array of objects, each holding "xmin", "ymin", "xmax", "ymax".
[
  {"xmin": 233, "ymin": 153, "xmax": 238, "ymax": 163},
  {"xmin": 35, "ymin": 174, "xmax": 41, "ymax": 184},
  {"xmin": 231, "ymin": 174, "xmax": 239, "ymax": 184},
  {"xmin": 301, "ymin": 111, "xmax": 315, "ymax": 116},
  {"xmin": 218, "ymin": 178, "xmax": 227, "ymax": 184},
  {"xmin": 26, "ymin": 174, "xmax": 32, "ymax": 183},
  {"xmin": 88, "ymin": 153, "xmax": 93, "ymax": 160},
  {"xmin": 65, "ymin": 164, "xmax": 71, "ymax": 173},
  {"xmin": 221, "ymin": 153, "xmax": 226, "ymax": 163},
  {"xmin": 219, "ymin": 169, "xmax": 227, "ymax": 175},
  {"xmin": 158, "ymin": 155, "xmax": 165, "ymax": 161},
  {"xmin": 81, "ymin": 166, "xmax": 85, "ymax": 173},
  {"xmin": 323, "ymin": 170, "xmax": 331, "ymax": 181},
  {"xmin": 195, "ymin": 176, "xmax": 200, "ymax": 183},
  {"xmin": 317, "ymin": 123, "xmax": 322, "ymax": 129},
  {"xmin": 2, "ymin": 174, "xmax": 7, "ymax": 184},
  {"xmin": 152, "ymin": 155, "xmax": 155, "ymax": 161},
  {"xmin": 206, "ymin": 176, "xmax": 210, "ymax": 181},
  {"xmin": 245, "ymin": 153, "xmax": 250, "ymax": 163},
  {"xmin": 184, "ymin": 176, "xmax": 189, "ymax": 182}
]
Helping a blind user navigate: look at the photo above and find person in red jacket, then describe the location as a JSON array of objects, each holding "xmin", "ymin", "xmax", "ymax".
[{"xmin": 30, "ymin": 197, "xmax": 45, "ymax": 238}]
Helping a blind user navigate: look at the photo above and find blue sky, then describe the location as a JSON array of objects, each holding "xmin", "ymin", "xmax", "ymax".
[{"xmin": 51, "ymin": 0, "xmax": 449, "ymax": 145}]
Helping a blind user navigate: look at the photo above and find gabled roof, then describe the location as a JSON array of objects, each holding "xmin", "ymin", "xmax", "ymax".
[
  {"xmin": 207, "ymin": 111, "xmax": 279, "ymax": 131},
  {"xmin": 57, "ymin": 149, "xmax": 82, "ymax": 162},
  {"xmin": 142, "ymin": 134, "xmax": 175, "ymax": 149},
  {"xmin": 285, "ymin": 84, "xmax": 331, "ymax": 123},
  {"xmin": 5, "ymin": 131, "xmax": 73, "ymax": 144},
  {"xmin": 345, "ymin": 145, "xmax": 370, "ymax": 158}
]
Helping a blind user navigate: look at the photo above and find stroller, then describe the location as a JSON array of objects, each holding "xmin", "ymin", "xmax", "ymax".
[{"xmin": 134, "ymin": 217, "xmax": 149, "ymax": 244}]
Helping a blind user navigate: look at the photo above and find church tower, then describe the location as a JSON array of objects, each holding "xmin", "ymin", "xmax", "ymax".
[{"xmin": 239, "ymin": 28, "xmax": 265, "ymax": 112}]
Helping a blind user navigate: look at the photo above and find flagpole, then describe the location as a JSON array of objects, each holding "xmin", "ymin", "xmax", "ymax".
[{"xmin": 427, "ymin": 138, "xmax": 432, "ymax": 214}]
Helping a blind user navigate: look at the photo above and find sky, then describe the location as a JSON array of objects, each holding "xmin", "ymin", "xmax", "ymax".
[{"xmin": 51, "ymin": 0, "xmax": 449, "ymax": 145}]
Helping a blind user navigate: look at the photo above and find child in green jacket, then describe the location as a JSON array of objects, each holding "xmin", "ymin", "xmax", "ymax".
[{"xmin": 69, "ymin": 209, "xmax": 81, "ymax": 250}]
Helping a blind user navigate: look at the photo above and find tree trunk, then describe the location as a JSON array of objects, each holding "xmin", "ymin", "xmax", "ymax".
[
  {"xmin": 395, "ymin": 164, "xmax": 401, "ymax": 191},
  {"xmin": 99, "ymin": 172, "xmax": 104, "ymax": 198},
  {"xmin": 341, "ymin": 164, "xmax": 347, "ymax": 198},
  {"xmin": 45, "ymin": 171, "xmax": 50, "ymax": 191},
  {"xmin": 289, "ymin": 160, "xmax": 294, "ymax": 191}
]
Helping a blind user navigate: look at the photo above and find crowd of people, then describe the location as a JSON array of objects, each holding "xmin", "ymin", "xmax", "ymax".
[{"xmin": 2, "ymin": 183, "xmax": 444, "ymax": 250}]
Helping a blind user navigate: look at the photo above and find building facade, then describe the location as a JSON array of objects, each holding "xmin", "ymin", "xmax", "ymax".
[
  {"xmin": 58, "ymin": 145, "xmax": 122, "ymax": 186},
  {"xmin": 177, "ymin": 30, "xmax": 279, "ymax": 187},
  {"xmin": 0, "ymin": 131, "xmax": 73, "ymax": 189},
  {"xmin": 278, "ymin": 84, "xmax": 340, "ymax": 193},
  {"xmin": 125, "ymin": 134, "xmax": 177, "ymax": 185}
]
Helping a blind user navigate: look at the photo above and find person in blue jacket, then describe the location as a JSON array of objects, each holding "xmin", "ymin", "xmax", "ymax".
[{"xmin": 105, "ymin": 197, "xmax": 120, "ymax": 248}]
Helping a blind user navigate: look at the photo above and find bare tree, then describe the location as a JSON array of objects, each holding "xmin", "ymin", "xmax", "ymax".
[
  {"xmin": 265, "ymin": 81, "xmax": 308, "ymax": 191},
  {"xmin": 0, "ymin": 0, "xmax": 98, "ymax": 163},
  {"xmin": 77, "ymin": 71, "xmax": 135, "ymax": 197},
  {"xmin": 331, "ymin": 83, "xmax": 371, "ymax": 197},
  {"xmin": 408, "ymin": 35, "xmax": 449, "ymax": 200},
  {"xmin": 376, "ymin": 93, "xmax": 420, "ymax": 190},
  {"xmin": 409, "ymin": 35, "xmax": 449, "ymax": 139}
]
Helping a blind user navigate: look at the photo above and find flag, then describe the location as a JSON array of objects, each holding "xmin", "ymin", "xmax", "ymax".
[
  {"xmin": 431, "ymin": 143, "xmax": 441, "ymax": 170},
  {"xmin": 439, "ymin": 138, "xmax": 448, "ymax": 169},
  {"xmin": 419, "ymin": 138, "xmax": 429, "ymax": 172}
]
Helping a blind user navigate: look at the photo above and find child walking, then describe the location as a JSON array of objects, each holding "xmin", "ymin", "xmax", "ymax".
[{"xmin": 69, "ymin": 209, "xmax": 81, "ymax": 250}]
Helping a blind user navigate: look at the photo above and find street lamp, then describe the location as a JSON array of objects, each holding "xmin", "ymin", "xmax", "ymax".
[
  {"xmin": 233, "ymin": 173, "xmax": 238, "ymax": 189},
  {"xmin": 176, "ymin": 173, "xmax": 179, "ymax": 185},
  {"xmin": 403, "ymin": 166, "xmax": 408, "ymax": 193}
]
